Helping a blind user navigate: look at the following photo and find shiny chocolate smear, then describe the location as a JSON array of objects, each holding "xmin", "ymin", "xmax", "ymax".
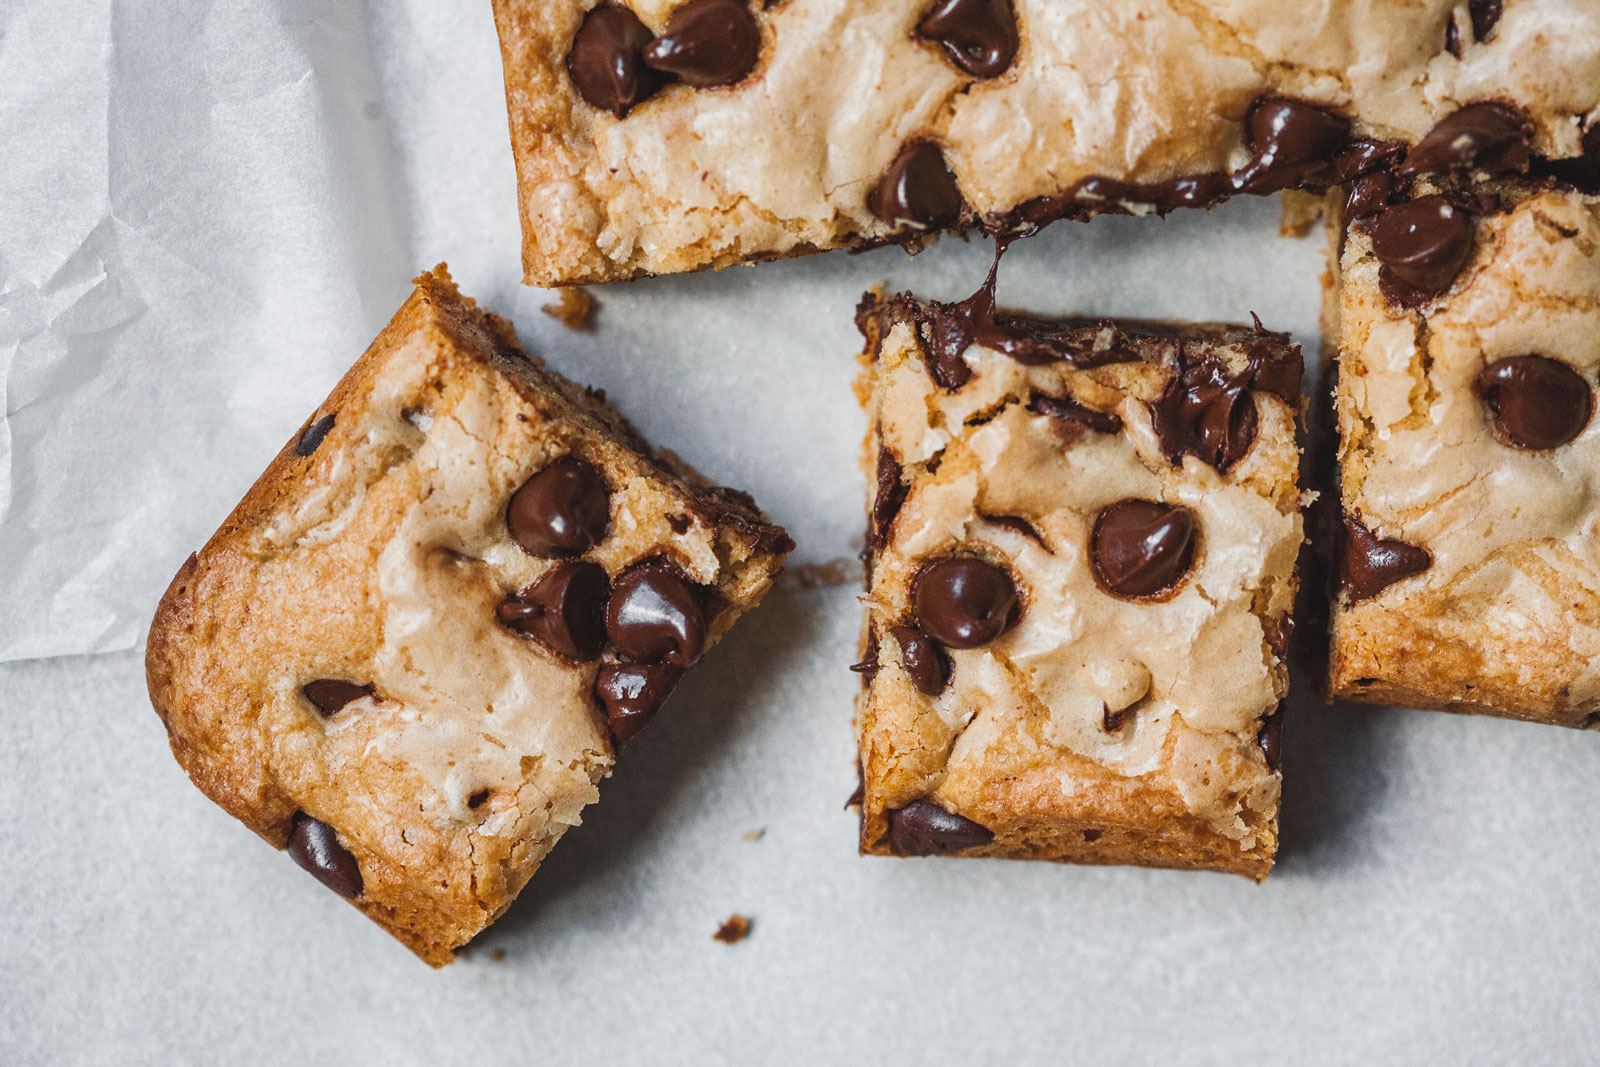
[
  {"xmin": 1400, "ymin": 102, "xmax": 1531, "ymax": 178},
  {"xmin": 870, "ymin": 447, "xmax": 907, "ymax": 549},
  {"xmin": 507, "ymin": 455, "xmax": 612, "ymax": 558},
  {"xmin": 498, "ymin": 561, "xmax": 611, "ymax": 662},
  {"xmin": 605, "ymin": 558, "xmax": 708, "ymax": 666}
]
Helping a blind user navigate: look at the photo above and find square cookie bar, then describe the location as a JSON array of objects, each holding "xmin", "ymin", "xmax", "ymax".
[
  {"xmin": 492, "ymin": 0, "xmax": 1599, "ymax": 284},
  {"xmin": 852, "ymin": 289, "xmax": 1304, "ymax": 878},
  {"xmin": 1328, "ymin": 182, "xmax": 1600, "ymax": 726},
  {"xmin": 146, "ymin": 267, "xmax": 791, "ymax": 964}
]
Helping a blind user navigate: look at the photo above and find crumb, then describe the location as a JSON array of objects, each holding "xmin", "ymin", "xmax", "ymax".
[
  {"xmin": 490, "ymin": 948, "xmax": 506, "ymax": 961},
  {"xmin": 777, "ymin": 557, "xmax": 859, "ymax": 591},
  {"xmin": 714, "ymin": 915, "xmax": 751, "ymax": 944},
  {"xmin": 740, "ymin": 827, "xmax": 764, "ymax": 842},
  {"xmin": 1278, "ymin": 191, "xmax": 1326, "ymax": 238},
  {"xmin": 541, "ymin": 287, "xmax": 596, "ymax": 331}
]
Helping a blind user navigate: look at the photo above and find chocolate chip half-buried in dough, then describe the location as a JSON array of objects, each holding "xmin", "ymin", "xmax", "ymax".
[
  {"xmin": 1340, "ymin": 514, "xmax": 1432, "ymax": 603},
  {"xmin": 605, "ymin": 558, "xmax": 708, "ymax": 666},
  {"xmin": 567, "ymin": 4, "xmax": 667, "ymax": 118},
  {"xmin": 1476, "ymin": 356, "xmax": 1594, "ymax": 450},
  {"xmin": 301, "ymin": 679, "xmax": 373, "ymax": 716},
  {"xmin": 1150, "ymin": 361, "xmax": 1256, "ymax": 473},
  {"xmin": 868, "ymin": 141, "xmax": 964, "ymax": 230},
  {"xmin": 889, "ymin": 624, "xmax": 950, "ymax": 695},
  {"xmin": 1090, "ymin": 500, "xmax": 1197, "ymax": 600},
  {"xmin": 642, "ymin": 0, "xmax": 762, "ymax": 88},
  {"xmin": 911, "ymin": 558, "xmax": 1020, "ymax": 649},
  {"xmin": 287, "ymin": 813, "xmax": 363, "ymax": 899},
  {"xmin": 1400, "ymin": 102, "xmax": 1531, "ymax": 179},
  {"xmin": 916, "ymin": 0, "xmax": 1019, "ymax": 79},
  {"xmin": 506, "ymin": 455, "xmax": 611, "ymax": 559},
  {"xmin": 1232, "ymin": 96, "xmax": 1351, "ymax": 193},
  {"xmin": 1369, "ymin": 195, "xmax": 1474, "ymax": 299},
  {"xmin": 295, "ymin": 414, "xmax": 336, "ymax": 457},
  {"xmin": 498, "ymin": 561, "xmax": 611, "ymax": 662},
  {"xmin": 595, "ymin": 662, "xmax": 685, "ymax": 746},
  {"xmin": 887, "ymin": 797, "xmax": 995, "ymax": 855}
]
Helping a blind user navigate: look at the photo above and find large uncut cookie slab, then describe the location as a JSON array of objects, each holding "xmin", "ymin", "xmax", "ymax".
[
  {"xmin": 1328, "ymin": 182, "xmax": 1600, "ymax": 727},
  {"xmin": 492, "ymin": 0, "xmax": 1599, "ymax": 284},
  {"xmin": 145, "ymin": 268, "xmax": 791, "ymax": 964},
  {"xmin": 852, "ymin": 291, "xmax": 1304, "ymax": 878}
]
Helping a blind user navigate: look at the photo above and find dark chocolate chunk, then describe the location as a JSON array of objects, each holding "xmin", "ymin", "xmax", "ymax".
[
  {"xmin": 1102, "ymin": 703, "xmax": 1127, "ymax": 733},
  {"xmin": 296, "ymin": 414, "xmax": 335, "ymax": 457},
  {"xmin": 1258, "ymin": 707, "xmax": 1284, "ymax": 772},
  {"xmin": 1369, "ymin": 195, "xmax": 1474, "ymax": 299},
  {"xmin": 605, "ymin": 558, "xmax": 708, "ymax": 666},
  {"xmin": 1340, "ymin": 513, "xmax": 1432, "ymax": 603},
  {"xmin": 498, "ymin": 561, "xmax": 611, "ymax": 661},
  {"xmin": 912, "ymin": 557, "xmax": 1020, "ymax": 649},
  {"xmin": 1150, "ymin": 361, "xmax": 1256, "ymax": 473},
  {"xmin": 1091, "ymin": 500, "xmax": 1197, "ymax": 600},
  {"xmin": 868, "ymin": 141, "xmax": 963, "ymax": 229},
  {"xmin": 887, "ymin": 797, "xmax": 994, "ymax": 855},
  {"xmin": 642, "ymin": 0, "xmax": 761, "ymax": 88},
  {"xmin": 870, "ymin": 447, "xmax": 908, "ymax": 549},
  {"xmin": 1476, "ymin": 356, "xmax": 1594, "ymax": 450},
  {"xmin": 1470, "ymin": 0, "xmax": 1503, "ymax": 41},
  {"xmin": 567, "ymin": 4, "xmax": 667, "ymax": 117},
  {"xmin": 1234, "ymin": 96, "xmax": 1351, "ymax": 193},
  {"xmin": 889, "ymin": 624, "xmax": 950, "ymax": 696},
  {"xmin": 915, "ymin": 0, "xmax": 1019, "ymax": 79},
  {"xmin": 507, "ymin": 455, "xmax": 611, "ymax": 558},
  {"xmin": 1343, "ymin": 171, "xmax": 1394, "ymax": 220},
  {"xmin": 595, "ymin": 662, "xmax": 685, "ymax": 746},
  {"xmin": 302, "ymin": 679, "xmax": 373, "ymax": 716},
  {"xmin": 1444, "ymin": 13, "xmax": 1462, "ymax": 57},
  {"xmin": 1400, "ymin": 102, "xmax": 1531, "ymax": 178},
  {"xmin": 287, "ymin": 813, "xmax": 363, "ymax": 899},
  {"xmin": 1029, "ymin": 392, "xmax": 1124, "ymax": 435},
  {"xmin": 850, "ymin": 628, "xmax": 881, "ymax": 683}
]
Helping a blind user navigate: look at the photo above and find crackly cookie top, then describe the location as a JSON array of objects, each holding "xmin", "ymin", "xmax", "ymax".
[
  {"xmin": 500, "ymin": 0, "xmax": 1600, "ymax": 282},
  {"xmin": 1334, "ymin": 185, "xmax": 1600, "ymax": 704},
  {"xmin": 856, "ymin": 297, "xmax": 1303, "ymax": 848}
]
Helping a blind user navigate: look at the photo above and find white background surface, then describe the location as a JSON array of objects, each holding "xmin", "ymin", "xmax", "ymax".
[{"xmin": 2, "ymin": 2, "xmax": 1597, "ymax": 1064}]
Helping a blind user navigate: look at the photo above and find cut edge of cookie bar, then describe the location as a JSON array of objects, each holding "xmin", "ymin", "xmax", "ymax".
[
  {"xmin": 1326, "ymin": 180, "xmax": 1600, "ymax": 728},
  {"xmin": 851, "ymin": 292, "xmax": 1305, "ymax": 880},
  {"xmin": 146, "ymin": 265, "xmax": 792, "ymax": 964}
]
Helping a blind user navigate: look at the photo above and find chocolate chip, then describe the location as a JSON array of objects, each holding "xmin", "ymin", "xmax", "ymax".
[
  {"xmin": 1369, "ymin": 195, "xmax": 1474, "ymax": 300},
  {"xmin": 1476, "ymin": 356, "xmax": 1594, "ymax": 450},
  {"xmin": 887, "ymin": 797, "xmax": 994, "ymax": 855},
  {"xmin": 1258, "ymin": 708, "xmax": 1284, "ymax": 772},
  {"xmin": 507, "ymin": 455, "xmax": 611, "ymax": 558},
  {"xmin": 296, "ymin": 414, "xmax": 335, "ymax": 457},
  {"xmin": 642, "ymin": 0, "xmax": 761, "ymax": 88},
  {"xmin": 889, "ymin": 625, "xmax": 950, "ymax": 696},
  {"xmin": 1343, "ymin": 171, "xmax": 1394, "ymax": 220},
  {"xmin": 1469, "ymin": 0, "xmax": 1502, "ymax": 41},
  {"xmin": 1029, "ymin": 392, "xmax": 1124, "ymax": 435},
  {"xmin": 1150, "ymin": 361, "xmax": 1256, "ymax": 473},
  {"xmin": 915, "ymin": 0, "xmax": 1019, "ymax": 78},
  {"xmin": 870, "ymin": 447, "xmax": 907, "ymax": 549},
  {"xmin": 1091, "ymin": 500, "xmax": 1197, "ymax": 600},
  {"xmin": 498, "ymin": 561, "xmax": 611, "ymax": 661},
  {"xmin": 287, "ymin": 813, "xmax": 363, "ymax": 899},
  {"xmin": 1401, "ymin": 102, "xmax": 1531, "ymax": 179},
  {"xmin": 868, "ymin": 141, "xmax": 963, "ymax": 229},
  {"xmin": 983, "ymin": 514, "xmax": 1047, "ymax": 547},
  {"xmin": 1340, "ymin": 513, "xmax": 1432, "ymax": 603},
  {"xmin": 1444, "ymin": 14, "xmax": 1462, "ymax": 57},
  {"xmin": 1236, "ymin": 96, "xmax": 1351, "ymax": 193},
  {"xmin": 595, "ymin": 662, "xmax": 685, "ymax": 746},
  {"xmin": 912, "ymin": 557, "xmax": 1020, "ymax": 649},
  {"xmin": 567, "ymin": 4, "xmax": 667, "ymax": 117},
  {"xmin": 850, "ymin": 628, "xmax": 881, "ymax": 683},
  {"xmin": 605, "ymin": 558, "xmax": 708, "ymax": 666},
  {"xmin": 302, "ymin": 679, "xmax": 373, "ymax": 716},
  {"xmin": 1102, "ymin": 704, "xmax": 1127, "ymax": 733}
]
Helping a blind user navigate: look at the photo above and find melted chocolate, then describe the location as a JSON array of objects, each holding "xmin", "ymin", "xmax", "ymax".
[
  {"xmin": 1400, "ymin": 102, "xmax": 1531, "ymax": 179},
  {"xmin": 870, "ymin": 447, "xmax": 907, "ymax": 549},
  {"xmin": 1149, "ymin": 339, "xmax": 1303, "ymax": 472},
  {"xmin": 887, "ymin": 797, "xmax": 994, "ymax": 855},
  {"xmin": 498, "ymin": 561, "xmax": 611, "ymax": 662},
  {"xmin": 1340, "ymin": 514, "xmax": 1432, "ymax": 602},
  {"xmin": 595, "ymin": 662, "xmax": 684, "ymax": 746},
  {"xmin": 605, "ymin": 558, "xmax": 709, "ymax": 666},
  {"xmin": 302, "ymin": 680, "xmax": 373, "ymax": 716},
  {"xmin": 641, "ymin": 0, "xmax": 762, "ymax": 88},
  {"xmin": 868, "ymin": 141, "xmax": 964, "ymax": 229},
  {"xmin": 915, "ymin": 0, "xmax": 1019, "ymax": 79},
  {"xmin": 889, "ymin": 624, "xmax": 951, "ymax": 695},
  {"xmin": 1369, "ymin": 195, "xmax": 1475, "ymax": 302},
  {"xmin": 287, "ymin": 814, "xmax": 363, "ymax": 899}
]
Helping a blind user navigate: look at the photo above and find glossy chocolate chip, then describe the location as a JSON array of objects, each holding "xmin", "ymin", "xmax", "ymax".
[
  {"xmin": 605, "ymin": 559, "xmax": 708, "ymax": 666},
  {"xmin": 912, "ymin": 558, "xmax": 1019, "ymax": 649},
  {"xmin": 642, "ymin": 0, "xmax": 761, "ymax": 88},
  {"xmin": 296, "ymin": 414, "xmax": 335, "ymax": 457},
  {"xmin": 1091, "ymin": 500, "xmax": 1197, "ymax": 600},
  {"xmin": 870, "ymin": 447, "xmax": 908, "ymax": 548},
  {"xmin": 1476, "ymin": 356, "xmax": 1594, "ymax": 450},
  {"xmin": 507, "ymin": 456, "xmax": 611, "ymax": 558},
  {"xmin": 868, "ymin": 141, "xmax": 963, "ymax": 229},
  {"xmin": 1259, "ymin": 708, "xmax": 1284, "ymax": 772},
  {"xmin": 287, "ymin": 813, "xmax": 363, "ymax": 899},
  {"xmin": 1470, "ymin": 0, "xmax": 1503, "ymax": 41},
  {"xmin": 1340, "ymin": 514, "xmax": 1432, "ymax": 603},
  {"xmin": 595, "ymin": 662, "xmax": 685, "ymax": 746},
  {"xmin": 1401, "ymin": 102, "xmax": 1530, "ymax": 178},
  {"xmin": 302, "ymin": 679, "xmax": 373, "ymax": 716},
  {"xmin": 1246, "ymin": 96, "xmax": 1350, "ymax": 168},
  {"xmin": 1369, "ymin": 195, "xmax": 1474, "ymax": 299},
  {"xmin": 498, "ymin": 561, "xmax": 611, "ymax": 661},
  {"xmin": 850, "ymin": 628, "xmax": 881, "ymax": 684},
  {"xmin": 1344, "ymin": 171, "xmax": 1394, "ymax": 220},
  {"xmin": 567, "ymin": 4, "xmax": 667, "ymax": 117},
  {"xmin": 887, "ymin": 797, "xmax": 994, "ymax": 855},
  {"xmin": 916, "ymin": 0, "xmax": 1019, "ymax": 78},
  {"xmin": 1150, "ymin": 361, "xmax": 1256, "ymax": 473},
  {"xmin": 889, "ymin": 625, "xmax": 950, "ymax": 696}
]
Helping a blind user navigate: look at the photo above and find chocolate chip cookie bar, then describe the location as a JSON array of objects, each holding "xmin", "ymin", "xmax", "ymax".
[
  {"xmin": 145, "ymin": 267, "xmax": 791, "ymax": 964},
  {"xmin": 492, "ymin": 0, "xmax": 1599, "ymax": 284},
  {"xmin": 851, "ymin": 284, "xmax": 1304, "ymax": 878},
  {"xmin": 1328, "ymin": 169, "xmax": 1600, "ymax": 727}
]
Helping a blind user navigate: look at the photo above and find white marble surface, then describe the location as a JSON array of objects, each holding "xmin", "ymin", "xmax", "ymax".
[{"xmin": 3, "ymin": 3, "xmax": 1599, "ymax": 1064}]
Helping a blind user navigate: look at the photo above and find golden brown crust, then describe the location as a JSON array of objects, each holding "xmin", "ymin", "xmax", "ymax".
[{"xmin": 146, "ymin": 266, "xmax": 790, "ymax": 965}]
